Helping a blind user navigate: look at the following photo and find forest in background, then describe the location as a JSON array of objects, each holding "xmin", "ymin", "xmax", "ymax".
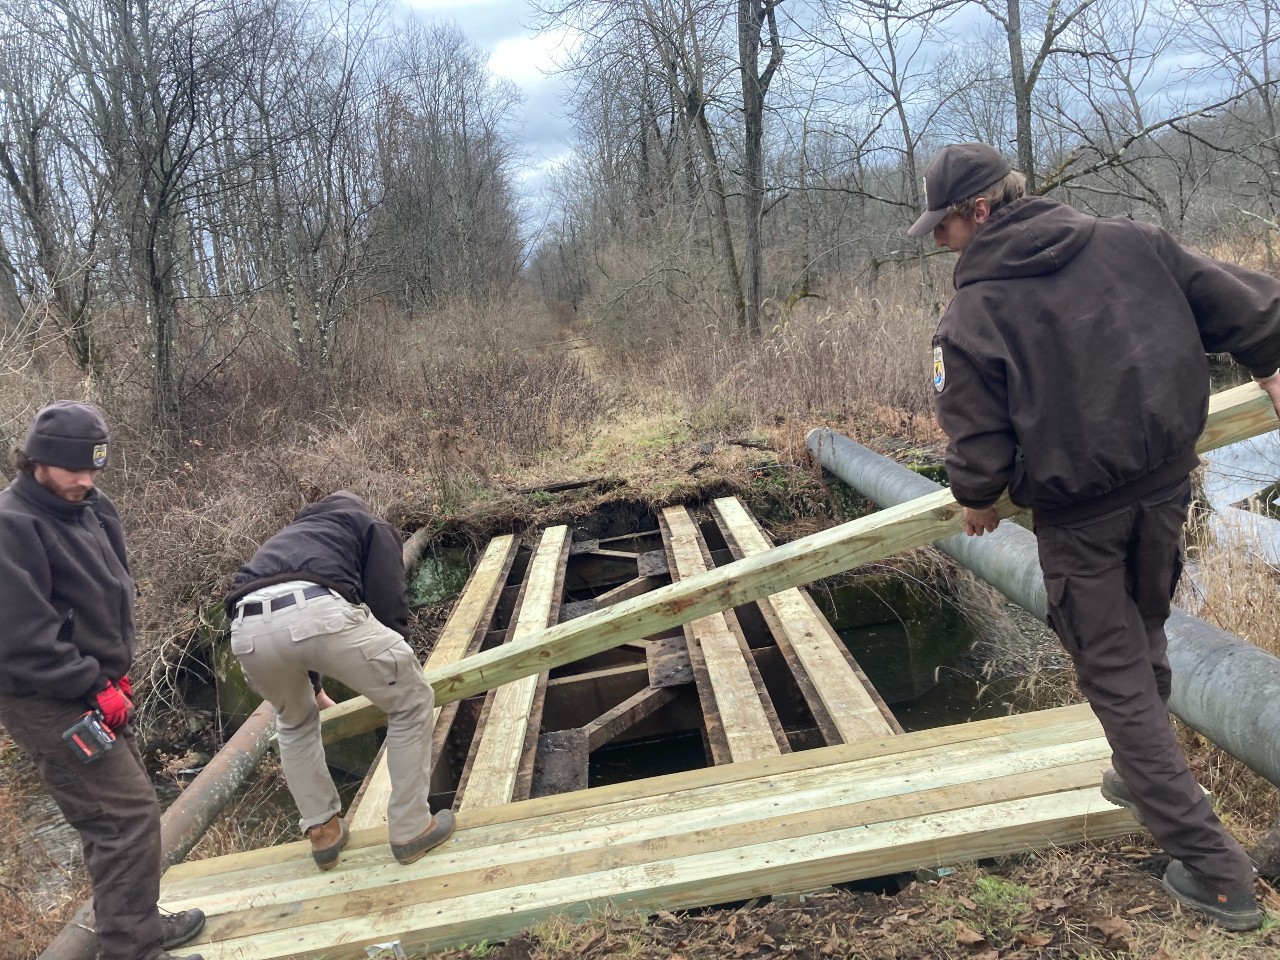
[{"xmin": 0, "ymin": 0, "xmax": 1277, "ymax": 451}]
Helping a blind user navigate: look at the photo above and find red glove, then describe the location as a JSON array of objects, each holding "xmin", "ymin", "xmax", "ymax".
[
  {"xmin": 93, "ymin": 681, "xmax": 133, "ymax": 730},
  {"xmin": 117, "ymin": 675, "xmax": 132, "ymax": 699}
]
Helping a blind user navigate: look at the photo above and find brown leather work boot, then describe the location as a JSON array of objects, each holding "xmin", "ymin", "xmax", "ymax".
[
  {"xmin": 391, "ymin": 809, "xmax": 457, "ymax": 865},
  {"xmin": 306, "ymin": 814, "xmax": 349, "ymax": 871}
]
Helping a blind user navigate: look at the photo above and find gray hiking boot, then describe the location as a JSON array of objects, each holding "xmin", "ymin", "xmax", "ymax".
[
  {"xmin": 159, "ymin": 907, "xmax": 205, "ymax": 949},
  {"xmin": 1162, "ymin": 859, "xmax": 1264, "ymax": 931},
  {"xmin": 1100, "ymin": 768, "xmax": 1145, "ymax": 826}
]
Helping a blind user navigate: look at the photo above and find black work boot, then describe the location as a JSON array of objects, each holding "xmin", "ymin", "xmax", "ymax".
[
  {"xmin": 306, "ymin": 813, "xmax": 349, "ymax": 871},
  {"xmin": 153, "ymin": 953, "xmax": 205, "ymax": 960},
  {"xmin": 391, "ymin": 809, "xmax": 456, "ymax": 865},
  {"xmin": 160, "ymin": 907, "xmax": 205, "ymax": 949},
  {"xmin": 1100, "ymin": 768, "xmax": 1145, "ymax": 826},
  {"xmin": 1162, "ymin": 859, "xmax": 1264, "ymax": 931}
]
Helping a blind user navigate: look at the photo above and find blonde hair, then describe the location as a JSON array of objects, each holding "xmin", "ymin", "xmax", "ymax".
[{"xmin": 949, "ymin": 169, "xmax": 1027, "ymax": 220}]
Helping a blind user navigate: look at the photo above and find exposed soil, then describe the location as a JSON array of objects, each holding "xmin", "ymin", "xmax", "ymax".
[{"xmin": 421, "ymin": 840, "xmax": 1280, "ymax": 960}]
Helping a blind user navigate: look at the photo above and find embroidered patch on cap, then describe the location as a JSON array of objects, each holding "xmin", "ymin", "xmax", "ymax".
[
  {"xmin": 92, "ymin": 443, "xmax": 108, "ymax": 467},
  {"xmin": 933, "ymin": 346, "xmax": 945, "ymax": 392}
]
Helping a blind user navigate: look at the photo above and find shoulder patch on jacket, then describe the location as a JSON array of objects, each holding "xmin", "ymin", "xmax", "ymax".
[{"xmin": 933, "ymin": 346, "xmax": 945, "ymax": 392}]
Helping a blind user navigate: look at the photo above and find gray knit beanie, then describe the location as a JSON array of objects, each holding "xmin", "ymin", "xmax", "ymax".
[{"xmin": 24, "ymin": 401, "xmax": 110, "ymax": 470}]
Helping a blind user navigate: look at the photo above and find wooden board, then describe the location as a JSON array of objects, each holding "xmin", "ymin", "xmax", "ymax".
[
  {"xmin": 348, "ymin": 535, "xmax": 520, "ymax": 831},
  {"xmin": 662, "ymin": 505, "xmax": 782, "ymax": 762},
  {"xmin": 1200, "ymin": 380, "xmax": 1279, "ymax": 453},
  {"xmin": 160, "ymin": 704, "xmax": 1136, "ymax": 959},
  {"xmin": 315, "ymin": 485, "xmax": 1000, "ymax": 746},
  {"xmin": 459, "ymin": 526, "xmax": 570, "ymax": 811},
  {"xmin": 713, "ymin": 497, "xmax": 899, "ymax": 744}
]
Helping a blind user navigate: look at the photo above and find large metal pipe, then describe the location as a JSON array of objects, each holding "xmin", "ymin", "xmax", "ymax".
[
  {"xmin": 40, "ymin": 701, "xmax": 276, "ymax": 960},
  {"xmin": 808, "ymin": 427, "xmax": 1280, "ymax": 789}
]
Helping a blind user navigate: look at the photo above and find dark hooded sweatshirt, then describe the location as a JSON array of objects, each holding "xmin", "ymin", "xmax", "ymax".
[
  {"xmin": 225, "ymin": 492, "xmax": 410, "ymax": 638},
  {"xmin": 0, "ymin": 472, "xmax": 136, "ymax": 699},
  {"xmin": 933, "ymin": 196, "xmax": 1280, "ymax": 525}
]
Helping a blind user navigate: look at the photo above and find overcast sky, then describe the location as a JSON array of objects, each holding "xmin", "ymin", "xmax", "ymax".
[{"xmin": 396, "ymin": 0, "xmax": 574, "ymax": 237}]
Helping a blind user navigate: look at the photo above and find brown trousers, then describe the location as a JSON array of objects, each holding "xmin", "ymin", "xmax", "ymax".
[
  {"xmin": 1036, "ymin": 477, "xmax": 1254, "ymax": 890},
  {"xmin": 0, "ymin": 692, "xmax": 164, "ymax": 960}
]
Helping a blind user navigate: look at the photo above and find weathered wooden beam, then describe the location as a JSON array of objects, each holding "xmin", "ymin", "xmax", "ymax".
[{"xmin": 584, "ymin": 686, "xmax": 682, "ymax": 752}]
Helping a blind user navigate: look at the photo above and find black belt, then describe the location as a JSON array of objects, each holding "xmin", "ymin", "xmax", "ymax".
[{"xmin": 238, "ymin": 584, "xmax": 335, "ymax": 618}]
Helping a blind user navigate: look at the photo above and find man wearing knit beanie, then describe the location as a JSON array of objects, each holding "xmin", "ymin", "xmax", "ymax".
[{"xmin": 0, "ymin": 401, "xmax": 206, "ymax": 960}]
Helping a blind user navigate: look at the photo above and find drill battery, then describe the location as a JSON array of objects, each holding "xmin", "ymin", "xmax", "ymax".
[{"xmin": 62, "ymin": 709, "xmax": 116, "ymax": 762}]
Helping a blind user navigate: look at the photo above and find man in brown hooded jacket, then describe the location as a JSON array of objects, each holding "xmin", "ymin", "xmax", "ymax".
[{"xmin": 910, "ymin": 143, "xmax": 1280, "ymax": 931}]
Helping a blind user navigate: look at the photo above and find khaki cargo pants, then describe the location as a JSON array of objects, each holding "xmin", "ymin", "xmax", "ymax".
[
  {"xmin": 1036, "ymin": 477, "xmax": 1254, "ymax": 891},
  {"xmin": 230, "ymin": 591, "xmax": 435, "ymax": 844}
]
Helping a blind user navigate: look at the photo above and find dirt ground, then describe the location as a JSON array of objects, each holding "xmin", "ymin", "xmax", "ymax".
[{"xmin": 419, "ymin": 839, "xmax": 1280, "ymax": 960}]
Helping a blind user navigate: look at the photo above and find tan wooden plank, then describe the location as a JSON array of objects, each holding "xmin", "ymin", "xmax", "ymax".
[
  {"xmin": 713, "ymin": 497, "xmax": 897, "ymax": 744},
  {"xmin": 162, "ymin": 704, "xmax": 1094, "ymax": 884},
  {"xmin": 460, "ymin": 526, "xmax": 570, "ymax": 810},
  {"xmin": 1201, "ymin": 380, "xmax": 1279, "ymax": 453},
  {"xmin": 662, "ymin": 505, "xmax": 781, "ymax": 762},
  {"xmin": 190, "ymin": 755, "xmax": 1114, "ymax": 945},
  {"xmin": 191, "ymin": 769, "xmax": 1130, "ymax": 959},
  {"xmin": 177, "ymin": 727, "xmax": 1109, "ymax": 917},
  {"xmin": 349, "ymin": 535, "xmax": 520, "ymax": 831},
  {"xmin": 162, "ymin": 710, "xmax": 1106, "ymax": 909}
]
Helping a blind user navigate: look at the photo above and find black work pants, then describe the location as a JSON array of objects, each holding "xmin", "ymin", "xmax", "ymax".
[
  {"xmin": 0, "ymin": 692, "xmax": 164, "ymax": 960},
  {"xmin": 1036, "ymin": 477, "xmax": 1255, "ymax": 891}
]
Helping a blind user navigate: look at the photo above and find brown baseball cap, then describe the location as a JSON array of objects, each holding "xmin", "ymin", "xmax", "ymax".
[{"xmin": 907, "ymin": 143, "xmax": 1012, "ymax": 238}]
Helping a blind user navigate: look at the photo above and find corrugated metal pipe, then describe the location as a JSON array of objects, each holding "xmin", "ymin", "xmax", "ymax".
[{"xmin": 807, "ymin": 427, "xmax": 1280, "ymax": 790}]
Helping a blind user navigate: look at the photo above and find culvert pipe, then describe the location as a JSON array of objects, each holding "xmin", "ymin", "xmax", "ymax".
[{"xmin": 807, "ymin": 427, "xmax": 1280, "ymax": 791}]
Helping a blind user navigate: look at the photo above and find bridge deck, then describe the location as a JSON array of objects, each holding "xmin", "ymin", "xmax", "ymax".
[
  {"xmin": 159, "ymin": 703, "xmax": 1133, "ymax": 959},
  {"xmin": 161, "ymin": 498, "xmax": 1138, "ymax": 957}
]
